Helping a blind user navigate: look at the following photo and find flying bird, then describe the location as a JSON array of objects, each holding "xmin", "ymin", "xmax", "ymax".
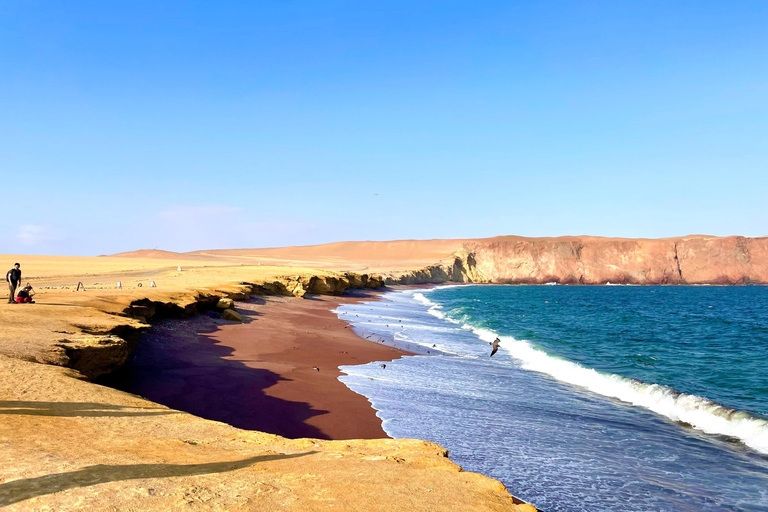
[{"xmin": 489, "ymin": 337, "xmax": 501, "ymax": 357}]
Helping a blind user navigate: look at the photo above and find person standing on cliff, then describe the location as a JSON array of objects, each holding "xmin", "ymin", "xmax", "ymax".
[{"xmin": 6, "ymin": 263, "xmax": 21, "ymax": 304}]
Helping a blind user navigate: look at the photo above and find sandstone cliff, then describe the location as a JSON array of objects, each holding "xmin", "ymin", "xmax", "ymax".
[
  {"xmin": 387, "ymin": 235, "xmax": 768, "ymax": 285},
  {"xmin": 385, "ymin": 249, "xmax": 488, "ymax": 285}
]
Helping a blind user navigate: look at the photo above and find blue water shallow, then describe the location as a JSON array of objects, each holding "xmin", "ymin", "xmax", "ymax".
[{"xmin": 335, "ymin": 285, "xmax": 768, "ymax": 512}]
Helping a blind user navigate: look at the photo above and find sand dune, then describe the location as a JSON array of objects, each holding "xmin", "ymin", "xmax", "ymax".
[{"xmin": 110, "ymin": 239, "xmax": 469, "ymax": 273}]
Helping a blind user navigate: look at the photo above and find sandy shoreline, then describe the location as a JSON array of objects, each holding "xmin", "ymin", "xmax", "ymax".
[{"xmin": 100, "ymin": 291, "xmax": 411, "ymax": 440}]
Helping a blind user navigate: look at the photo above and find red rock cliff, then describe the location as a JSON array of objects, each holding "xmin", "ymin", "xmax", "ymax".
[{"xmin": 462, "ymin": 235, "xmax": 768, "ymax": 285}]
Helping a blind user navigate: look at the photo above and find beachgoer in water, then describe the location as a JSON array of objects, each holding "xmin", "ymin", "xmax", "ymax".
[
  {"xmin": 6, "ymin": 263, "xmax": 21, "ymax": 304},
  {"xmin": 15, "ymin": 285, "xmax": 35, "ymax": 303}
]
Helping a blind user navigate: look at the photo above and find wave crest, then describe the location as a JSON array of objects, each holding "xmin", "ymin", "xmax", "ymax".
[{"xmin": 420, "ymin": 292, "xmax": 768, "ymax": 455}]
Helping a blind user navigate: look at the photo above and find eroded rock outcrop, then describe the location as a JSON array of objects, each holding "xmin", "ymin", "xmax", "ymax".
[
  {"xmin": 0, "ymin": 271, "xmax": 387, "ymax": 382},
  {"xmin": 60, "ymin": 271, "xmax": 384, "ymax": 380},
  {"xmin": 386, "ymin": 249, "xmax": 490, "ymax": 285},
  {"xmin": 249, "ymin": 273, "xmax": 384, "ymax": 298},
  {"xmin": 41, "ymin": 334, "xmax": 133, "ymax": 380}
]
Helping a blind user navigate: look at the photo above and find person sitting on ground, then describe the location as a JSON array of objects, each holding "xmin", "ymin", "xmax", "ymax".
[{"xmin": 15, "ymin": 284, "xmax": 35, "ymax": 304}]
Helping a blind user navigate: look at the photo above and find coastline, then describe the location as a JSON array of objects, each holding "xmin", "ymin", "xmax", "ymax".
[
  {"xmin": 341, "ymin": 283, "xmax": 768, "ymax": 510},
  {"xmin": 0, "ymin": 254, "xmax": 535, "ymax": 511},
  {"xmin": 100, "ymin": 292, "xmax": 412, "ymax": 440}
]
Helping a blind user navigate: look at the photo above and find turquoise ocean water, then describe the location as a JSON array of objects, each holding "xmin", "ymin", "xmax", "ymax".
[{"xmin": 335, "ymin": 285, "xmax": 768, "ymax": 512}]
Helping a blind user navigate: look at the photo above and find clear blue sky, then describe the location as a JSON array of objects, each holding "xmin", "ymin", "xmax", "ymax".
[{"xmin": 1, "ymin": 1, "xmax": 766, "ymax": 255}]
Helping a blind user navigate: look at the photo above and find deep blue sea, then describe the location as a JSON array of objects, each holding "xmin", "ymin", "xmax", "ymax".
[{"xmin": 335, "ymin": 285, "xmax": 768, "ymax": 512}]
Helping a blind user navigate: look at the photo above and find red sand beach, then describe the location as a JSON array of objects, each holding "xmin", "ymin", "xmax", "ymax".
[{"xmin": 99, "ymin": 292, "xmax": 410, "ymax": 440}]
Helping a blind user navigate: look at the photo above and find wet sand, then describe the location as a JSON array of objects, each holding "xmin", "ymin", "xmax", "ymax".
[{"xmin": 99, "ymin": 292, "xmax": 410, "ymax": 440}]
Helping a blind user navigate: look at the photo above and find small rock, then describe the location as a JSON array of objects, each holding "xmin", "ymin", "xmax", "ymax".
[
  {"xmin": 216, "ymin": 298, "xmax": 234, "ymax": 310},
  {"xmin": 222, "ymin": 309, "xmax": 243, "ymax": 322}
]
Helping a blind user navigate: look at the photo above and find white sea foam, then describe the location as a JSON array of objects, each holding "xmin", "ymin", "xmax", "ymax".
[
  {"xmin": 464, "ymin": 325, "xmax": 768, "ymax": 454},
  {"xmin": 413, "ymin": 292, "xmax": 461, "ymax": 323},
  {"xmin": 413, "ymin": 292, "xmax": 436, "ymax": 307},
  {"xmin": 337, "ymin": 286, "xmax": 768, "ymax": 510},
  {"xmin": 351, "ymin": 286, "xmax": 768, "ymax": 453}
]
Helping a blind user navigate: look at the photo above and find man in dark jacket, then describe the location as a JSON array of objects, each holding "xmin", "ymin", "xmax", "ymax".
[{"xmin": 7, "ymin": 263, "xmax": 21, "ymax": 304}]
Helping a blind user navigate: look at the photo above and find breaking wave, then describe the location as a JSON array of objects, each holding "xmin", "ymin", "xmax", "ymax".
[{"xmin": 421, "ymin": 292, "xmax": 768, "ymax": 455}]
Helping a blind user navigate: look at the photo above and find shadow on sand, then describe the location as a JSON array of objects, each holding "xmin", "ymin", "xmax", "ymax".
[
  {"xmin": 0, "ymin": 401, "xmax": 176, "ymax": 418},
  {"xmin": 0, "ymin": 451, "xmax": 316, "ymax": 507},
  {"xmin": 96, "ymin": 299, "xmax": 332, "ymax": 439}
]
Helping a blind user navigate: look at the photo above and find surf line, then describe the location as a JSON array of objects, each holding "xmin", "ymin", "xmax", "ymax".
[{"xmin": 415, "ymin": 287, "xmax": 768, "ymax": 455}]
